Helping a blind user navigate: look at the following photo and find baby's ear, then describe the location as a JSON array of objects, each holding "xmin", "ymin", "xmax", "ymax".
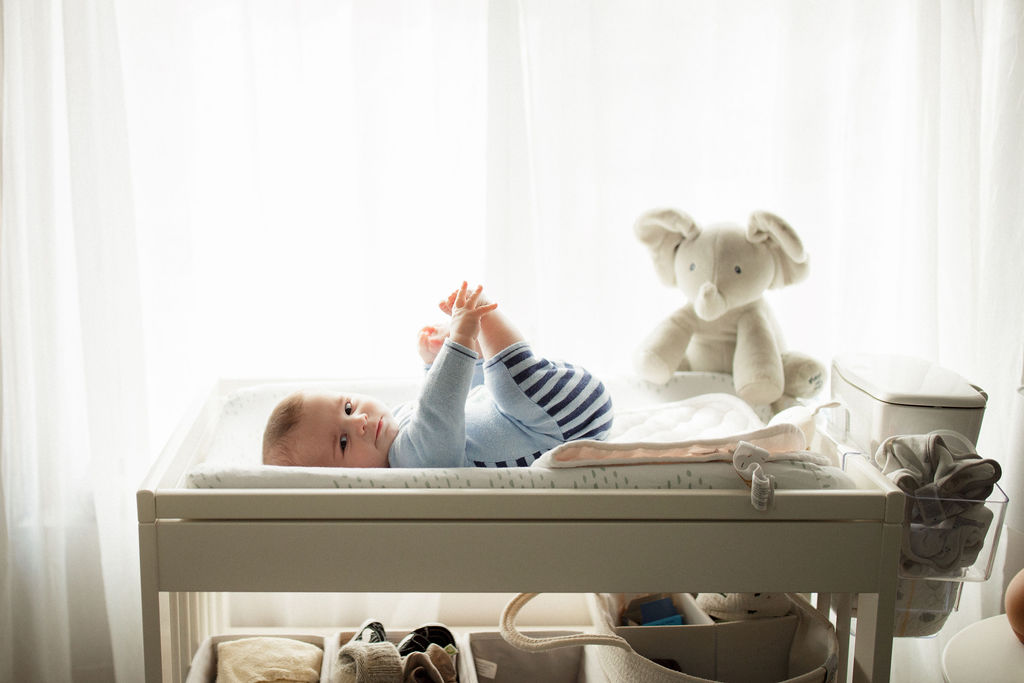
[
  {"xmin": 634, "ymin": 209, "xmax": 701, "ymax": 286},
  {"xmin": 263, "ymin": 447, "xmax": 293, "ymax": 467}
]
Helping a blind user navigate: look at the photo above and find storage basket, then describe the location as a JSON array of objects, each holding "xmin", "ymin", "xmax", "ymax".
[
  {"xmin": 459, "ymin": 630, "xmax": 608, "ymax": 682},
  {"xmin": 322, "ymin": 628, "xmax": 458, "ymax": 683},
  {"xmin": 501, "ymin": 593, "xmax": 838, "ymax": 683}
]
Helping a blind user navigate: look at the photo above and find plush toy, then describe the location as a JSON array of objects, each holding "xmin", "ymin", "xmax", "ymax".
[{"xmin": 633, "ymin": 208, "xmax": 825, "ymax": 410}]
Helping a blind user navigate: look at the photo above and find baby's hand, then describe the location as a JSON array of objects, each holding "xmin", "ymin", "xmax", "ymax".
[
  {"xmin": 417, "ymin": 321, "xmax": 484, "ymax": 364},
  {"xmin": 416, "ymin": 324, "xmax": 448, "ymax": 364},
  {"xmin": 446, "ymin": 282, "xmax": 497, "ymax": 351},
  {"xmin": 440, "ymin": 288, "xmax": 490, "ymax": 315}
]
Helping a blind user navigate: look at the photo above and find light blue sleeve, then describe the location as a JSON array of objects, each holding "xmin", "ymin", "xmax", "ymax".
[
  {"xmin": 422, "ymin": 357, "xmax": 484, "ymax": 387},
  {"xmin": 388, "ymin": 339, "xmax": 477, "ymax": 468}
]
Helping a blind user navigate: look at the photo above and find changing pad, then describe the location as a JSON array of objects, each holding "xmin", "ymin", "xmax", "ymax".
[{"xmin": 186, "ymin": 376, "xmax": 854, "ymax": 491}]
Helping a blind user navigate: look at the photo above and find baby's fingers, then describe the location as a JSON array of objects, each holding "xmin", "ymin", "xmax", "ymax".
[
  {"xmin": 477, "ymin": 301, "xmax": 498, "ymax": 315},
  {"xmin": 465, "ymin": 284, "xmax": 485, "ymax": 308},
  {"xmin": 462, "ymin": 302, "xmax": 497, "ymax": 320},
  {"xmin": 453, "ymin": 281, "xmax": 469, "ymax": 308}
]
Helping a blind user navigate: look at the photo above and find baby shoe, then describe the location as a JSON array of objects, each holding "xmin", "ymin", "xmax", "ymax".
[
  {"xmin": 350, "ymin": 618, "xmax": 387, "ymax": 643},
  {"xmin": 397, "ymin": 623, "xmax": 456, "ymax": 657}
]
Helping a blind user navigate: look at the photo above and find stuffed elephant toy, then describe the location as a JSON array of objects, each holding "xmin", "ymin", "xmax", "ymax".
[{"xmin": 633, "ymin": 208, "xmax": 825, "ymax": 410}]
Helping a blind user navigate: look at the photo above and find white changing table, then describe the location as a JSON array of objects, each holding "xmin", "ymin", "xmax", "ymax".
[{"xmin": 137, "ymin": 379, "xmax": 905, "ymax": 683}]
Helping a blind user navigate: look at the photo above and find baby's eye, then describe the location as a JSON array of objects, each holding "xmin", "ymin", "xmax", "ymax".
[
  {"xmin": 689, "ymin": 263, "xmax": 696, "ymax": 271},
  {"xmin": 339, "ymin": 434, "xmax": 348, "ymax": 452},
  {"xmin": 344, "ymin": 401, "xmax": 353, "ymax": 415},
  {"xmin": 734, "ymin": 265, "xmax": 742, "ymax": 274}
]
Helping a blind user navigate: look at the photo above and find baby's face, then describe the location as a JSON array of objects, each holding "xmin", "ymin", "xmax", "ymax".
[{"xmin": 287, "ymin": 391, "xmax": 398, "ymax": 468}]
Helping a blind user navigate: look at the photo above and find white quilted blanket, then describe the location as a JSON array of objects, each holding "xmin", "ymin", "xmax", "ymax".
[
  {"xmin": 186, "ymin": 380, "xmax": 852, "ymax": 491},
  {"xmin": 536, "ymin": 394, "xmax": 826, "ymax": 468}
]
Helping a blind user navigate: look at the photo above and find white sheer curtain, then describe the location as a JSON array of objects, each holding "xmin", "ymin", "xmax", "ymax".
[
  {"xmin": 2, "ymin": 1, "xmax": 1023, "ymax": 681},
  {"xmin": 2, "ymin": 0, "xmax": 147, "ymax": 680},
  {"xmin": 511, "ymin": 2, "xmax": 1024, "ymax": 680}
]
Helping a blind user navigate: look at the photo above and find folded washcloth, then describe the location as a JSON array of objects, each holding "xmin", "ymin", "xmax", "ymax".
[
  {"xmin": 336, "ymin": 641, "xmax": 403, "ymax": 683},
  {"xmin": 216, "ymin": 636, "xmax": 322, "ymax": 683},
  {"xmin": 402, "ymin": 644, "xmax": 456, "ymax": 683},
  {"xmin": 899, "ymin": 504, "xmax": 994, "ymax": 577}
]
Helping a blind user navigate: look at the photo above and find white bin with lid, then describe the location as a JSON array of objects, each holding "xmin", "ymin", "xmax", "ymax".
[{"xmin": 831, "ymin": 353, "xmax": 987, "ymax": 455}]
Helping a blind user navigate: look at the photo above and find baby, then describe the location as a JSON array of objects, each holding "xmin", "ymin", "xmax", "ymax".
[{"xmin": 262, "ymin": 282, "xmax": 613, "ymax": 468}]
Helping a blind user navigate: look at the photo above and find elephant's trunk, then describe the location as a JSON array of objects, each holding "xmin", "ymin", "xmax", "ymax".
[{"xmin": 694, "ymin": 282, "xmax": 728, "ymax": 321}]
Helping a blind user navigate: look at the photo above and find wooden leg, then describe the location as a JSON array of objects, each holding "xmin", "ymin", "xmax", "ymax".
[
  {"xmin": 139, "ymin": 523, "xmax": 164, "ymax": 683},
  {"xmin": 816, "ymin": 591, "xmax": 832, "ymax": 616},
  {"xmin": 835, "ymin": 593, "xmax": 852, "ymax": 683},
  {"xmin": 851, "ymin": 522, "xmax": 900, "ymax": 683}
]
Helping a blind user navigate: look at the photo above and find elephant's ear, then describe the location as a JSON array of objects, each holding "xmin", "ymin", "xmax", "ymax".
[
  {"xmin": 747, "ymin": 211, "xmax": 810, "ymax": 288},
  {"xmin": 634, "ymin": 209, "xmax": 700, "ymax": 287}
]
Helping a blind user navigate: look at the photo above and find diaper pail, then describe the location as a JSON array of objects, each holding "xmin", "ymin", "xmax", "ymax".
[{"xmin": 831, "ymin": 353, "xmax": 987, "ymax": 454}]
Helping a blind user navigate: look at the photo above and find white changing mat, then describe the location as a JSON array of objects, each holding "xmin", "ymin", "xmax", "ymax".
[{"xmin": 186, "ymin": 378, "xmax": 854, "ymax": 491}]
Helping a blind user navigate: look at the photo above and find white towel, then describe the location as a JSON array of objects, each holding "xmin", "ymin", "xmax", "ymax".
[{"xmin": 216, "ymin": 636, "xmax": 322, "ymax": 683}]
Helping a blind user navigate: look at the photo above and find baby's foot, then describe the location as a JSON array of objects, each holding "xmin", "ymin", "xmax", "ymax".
[{"xmin": 417, "ymin": 324, "xmax": 448, "ymax": 364}]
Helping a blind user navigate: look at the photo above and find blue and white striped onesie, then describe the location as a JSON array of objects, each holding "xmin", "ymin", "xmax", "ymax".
[{"xmin": 388, "ymin": 339, "xmax": 613, "ymax": 468}]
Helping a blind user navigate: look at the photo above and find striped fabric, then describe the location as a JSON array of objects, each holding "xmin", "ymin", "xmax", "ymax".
[
  {"xmin": 471, "ymin": 346, "xmax": 613, "ymax": 468},
  {"xmin": 473, "ymin": 450, "xmax": 544, "ymax": 468}
]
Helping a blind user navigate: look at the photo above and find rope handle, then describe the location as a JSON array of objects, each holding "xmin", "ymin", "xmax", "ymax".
[{"xmin": 499, "ymin": 592, "xmax": 634, "ymax": 653}]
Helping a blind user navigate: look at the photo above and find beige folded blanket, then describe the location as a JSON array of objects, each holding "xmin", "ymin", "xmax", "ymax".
[{"xmin": 217, "ymin": 636, "xmax": 323, "ymax": 683}]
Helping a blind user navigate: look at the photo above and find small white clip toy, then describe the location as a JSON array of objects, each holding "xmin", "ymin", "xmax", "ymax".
[{"xmin": 732, "ymin": 441, "xmax": 776, "ymax": 511}]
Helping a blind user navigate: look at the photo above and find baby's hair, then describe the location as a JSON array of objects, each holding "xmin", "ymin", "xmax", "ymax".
[{"xmin": 262, "ymin": 392, "xmax": 306, "ymax": 466}]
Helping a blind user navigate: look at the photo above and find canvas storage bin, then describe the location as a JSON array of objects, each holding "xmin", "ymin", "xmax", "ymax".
[
  {"xmin": 500, "ymin": 593, "xmax": 838, "ymax": 683},
  {"xmin": 322, "ymin": 628, "xmax": 458, "ymax": 683},
  {"xmin": 459, "ymin": 630, "xmax": 608, "ymax": 682}
]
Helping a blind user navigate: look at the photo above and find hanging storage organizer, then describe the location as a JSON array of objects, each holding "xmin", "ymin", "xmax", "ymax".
[{"xmin": 830, "ymin": 354, "xmax": 1008, "ymax": 637}]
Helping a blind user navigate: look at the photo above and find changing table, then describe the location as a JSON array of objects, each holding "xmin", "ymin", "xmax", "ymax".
[{"xmin": 137, "ymin": 378, "xmax": 906, "ymax": 682}]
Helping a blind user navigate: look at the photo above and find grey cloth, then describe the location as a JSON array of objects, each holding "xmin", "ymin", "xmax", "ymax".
[
  {"xmin": 900, "ymin": 504, "xmax": 994, "ymax": 576},
  {"xmin": 337, "ymin": 641, "xmax": 403, "ymax": 683},
  {"xmin": 873, "ymin": 429, "xmax": 1001, "ymax": 519},
  {"xmin": 402, "ymin": 644, "xmax": 456, "ymax": 683}
]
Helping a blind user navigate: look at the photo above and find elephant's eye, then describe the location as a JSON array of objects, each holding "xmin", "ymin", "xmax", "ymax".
[
  {"xmin": 734, "ymin": 265, "xmax": 742, "ymax": 274},
  {"xmin": 689, "ymin": 263, "xmax": 696, "ymax": 271}
]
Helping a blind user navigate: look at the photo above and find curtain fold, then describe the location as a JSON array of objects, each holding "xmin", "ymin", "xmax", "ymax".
[
  {"xmin": 60, "ymin": 1, "xmax": 150, "ymax": 679},
  {"xmin": 2, "ymin": 1, "xmax": 1023, "ymax": 681},
  {"xmin": 2, "ymin": 0, "xmax": 145, "ymax": 680}
]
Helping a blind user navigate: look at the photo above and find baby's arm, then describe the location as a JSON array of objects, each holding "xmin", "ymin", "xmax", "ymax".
[
  {"xmin": 440, "ymin": 284, "xmax": 525, "ymax": 359},
  {"xmin": 446, "ymin": 282, "xmax": 498, "ymax": 350},
  {"xmin": 390, "ymin": 337, "xmax": 477, "ymax": 468}
]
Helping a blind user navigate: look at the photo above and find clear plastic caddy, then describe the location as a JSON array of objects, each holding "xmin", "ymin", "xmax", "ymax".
[
  {"xmin": 893, "ymin": 479, "xmax": 1008, "ymax": 637},
  {"xmin": 842, "ymin": 453, "xmax": 1008, "ymax": 637}
]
